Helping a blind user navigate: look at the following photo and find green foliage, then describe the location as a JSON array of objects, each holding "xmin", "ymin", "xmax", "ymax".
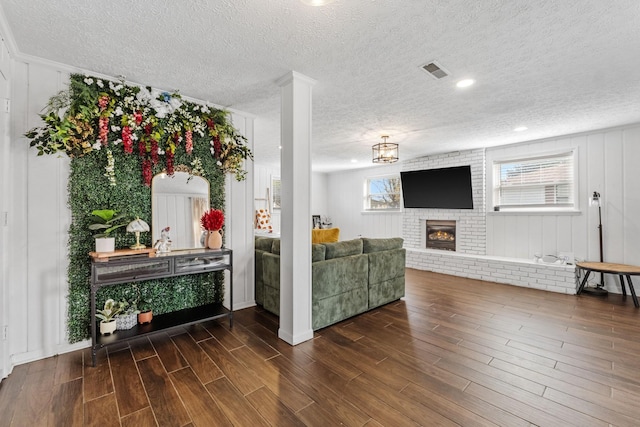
[
  {"xmin": 96, "ymin": 299, "xmax": 127, "ymax": 322},
  {"xmin": 88, "ymin": 209, "xmax": 130, "ymax": 238},
  {"xmin": 65, "ymin": 107, "xmax": 226, "ymax": 343}
]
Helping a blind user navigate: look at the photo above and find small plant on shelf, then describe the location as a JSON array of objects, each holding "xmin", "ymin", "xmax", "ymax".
[
  {"xmin": 89, "ymin": 209, "xmax": 130, "ymax": 252},
  {"xmin": 115, "ymin": 300, "xmax": 140, "ymax": 330},
  {"xmin": 96, "ymin": 299, "xmax": 127, "ymax": 335},
  {"xmin": 138, "ymin": 299, "xmax": 153, "ymax": 325}
]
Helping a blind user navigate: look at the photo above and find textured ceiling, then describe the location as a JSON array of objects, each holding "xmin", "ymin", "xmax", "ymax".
[{"xmin": 2, "ymin": 0, "xmax": 639, "ymax": 171}]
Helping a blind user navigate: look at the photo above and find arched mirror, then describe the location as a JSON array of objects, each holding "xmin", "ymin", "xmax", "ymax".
[{"xmin": 152, "ymin": 171, "xmax": 209, "ymax": 250}]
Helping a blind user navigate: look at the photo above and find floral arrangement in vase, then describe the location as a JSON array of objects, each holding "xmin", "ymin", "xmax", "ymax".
[{"xmin": 201, "ymin": 208, "xmax": 224, "ymax": 249}]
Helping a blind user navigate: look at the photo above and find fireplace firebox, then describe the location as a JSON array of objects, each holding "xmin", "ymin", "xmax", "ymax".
[{"xmin": 426, "ymin": 220, "xmax": 456, "ymax": 251}]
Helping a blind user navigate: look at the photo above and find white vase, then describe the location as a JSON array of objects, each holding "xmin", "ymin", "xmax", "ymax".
[
  {"xmin": 99, "ymin": 319, "xmax": 117, "ymax": 335},
  {"xmin": 95, "ymin": 237, "xmax": 115, "ymax": 253}
]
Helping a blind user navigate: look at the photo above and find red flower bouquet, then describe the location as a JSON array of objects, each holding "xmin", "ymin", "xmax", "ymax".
[{"xmin": 201, "ymin": 209, "xmax": 224, "ymax": 231}]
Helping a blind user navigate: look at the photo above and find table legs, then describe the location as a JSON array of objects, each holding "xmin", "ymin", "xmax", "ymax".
[
  {"xmin": 625, "ymin": 275, "xmax": 639, "ymax": 308},
  {"xmin": 577, "ymin": 270, "xmax": 591, "ymax": 294}
]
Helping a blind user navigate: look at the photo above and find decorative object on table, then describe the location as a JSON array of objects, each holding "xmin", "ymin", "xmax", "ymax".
[
  {"xmin": 96, "ymin": 299, "xmax": 127, "ymax": 335},
  {"xmin": 89, "ymin": 209, "xmax": 129, "ymax": 253},
  {"xmin": 137, "ymin": 300, "xmax": 153, "ymax": 324},
  {"xmin": 153, "ymin": 226, "xmax": 172, "ymax": 253},
  {"xmin": 201, "ymin": 208, "xmax": 225, "ymax": 249},
  {"xmin": 126, "ymin": 217, "xmax": 150, "ymax": 250},
  {"xmin": 312, "ymin": 215, "xmax": 321, "ymax": 229},
  {"xmin": 321, "ymin": 215, "xmax": 332, "ymax": 229},
  {"xmin": 583, "ymin": 191, "xmax": 607, "ymax": 295},
  {"xmin": 115, "ymin": 303, "xmax": 139, "ymax": 330},
  {"xmin": 255, "ymin": 208, "xmax": 273, "ymax": 232},
  {"xmin": 372, "ymin": 135, "xmax": 399, "ymax": 164}
]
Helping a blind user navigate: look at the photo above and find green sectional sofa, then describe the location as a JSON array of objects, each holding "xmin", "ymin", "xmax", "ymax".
[{"xmin": 254, "ymin": 236, "xmax": 406, "ymax": 330}]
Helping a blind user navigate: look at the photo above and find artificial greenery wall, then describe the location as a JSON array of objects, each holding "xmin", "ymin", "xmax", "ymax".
[{"xmin": 26, "ymin": 74, "xmax": 251, "ymax": 342}]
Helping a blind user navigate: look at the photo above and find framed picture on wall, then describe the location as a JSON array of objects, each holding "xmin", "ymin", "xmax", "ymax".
[
  {"xmin": 312, "ymin": 215, "xmax": 321, "ymax": 229},
  {"xmin": 271, "ymin": 176, "xmax": 281, "ymax": 210}
]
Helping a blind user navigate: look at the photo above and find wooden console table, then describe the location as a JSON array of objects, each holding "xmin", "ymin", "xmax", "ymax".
[
  {"xmin": 576, "ymin": 262, "xmax": 640, "ymax": 307},
  {"xmin": 90, "ymin": 248, "xmax": 232, "ymax": 366}
]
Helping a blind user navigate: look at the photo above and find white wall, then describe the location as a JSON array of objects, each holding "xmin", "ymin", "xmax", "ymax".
[
  {"xmin": 254, "ymin": 165, "xmax": 329, "ymax": 233},
  {"xmin": 254, "ymin": 164, "xmax": 281, "ymax": 233},
  {"xmin": 3, "ymin": 56, "xmax": 255, "ymax": 376},
  {"xmin": 0, "ymin": 35, "xmax": 12, "ymax": 380},
  {"xmin": 328, "ymin": 125, "xmax": 640, "ymax": 292},
  {"xmin": 486, "ymin": 125, "xmax": 640, "ymax": 269},
  {"xmin": 327, "ymin": 163, "xmax": 403, "ymax": 240}
]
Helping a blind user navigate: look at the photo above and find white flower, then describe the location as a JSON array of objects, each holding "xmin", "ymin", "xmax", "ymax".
[
  {"xmin": 131, "ymin": 134, "xmax": 139, "ymax": 141},
  {"xmin": 84, "ymin": 77, "xmax": 94, "ymax": 85},
  {"xmin": 113, "ymin": 139, "xmax": 122, "ymax": 145},
  {"xmin": 92, "ymin": 141, "xmax": 102, "ymax": 150},
  {"xmin": 158, "ymin": 148, "xmax": 165, "ymax": 155},
  {"xmin": 217, "ymin": 161, "xmax": 222, "ymax": 166},
  {"xmin": 114, "ymin": 106, "xmax": 123, "ymax": 116},
  {"xmin": 96, "ymin": 79, "xmax": 104, "ymax": 88}
]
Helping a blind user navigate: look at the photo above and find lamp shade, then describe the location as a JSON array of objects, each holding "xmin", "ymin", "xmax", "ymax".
[
  {"xmin": 589, "ymin": 191, "xmax": 601, "ymax": 207},
  {"xmin": 126, "ymin": 218, "xmax": 150, "ymax": 233},
  {"xmin": 372, "ymin": 135, "xmax": 399, "ymax": 164}
]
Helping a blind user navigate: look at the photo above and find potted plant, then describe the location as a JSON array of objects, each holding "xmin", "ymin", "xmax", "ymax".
[
  {"xmin": 138, "ymin": 299, "xmax": 153, "ymax": 324},
  {"xmin": 201, "ymin": 208, "xmax": 224, "ymax": 249},
  {"xmin": 96, "ymin": 299, "xmax": 127, "ymax": 335},
  {"xmin": 116, "ymin": 300, "xmax": 139, "ymax": 330},
  {"xmin": 89, "ymin": 209, "xmax": 129, "ymax": 252}
]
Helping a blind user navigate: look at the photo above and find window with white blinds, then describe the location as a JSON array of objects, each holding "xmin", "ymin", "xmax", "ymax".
[{"xmin": 493, "ymin": 151, "xmax": 576, "ymax": 210}]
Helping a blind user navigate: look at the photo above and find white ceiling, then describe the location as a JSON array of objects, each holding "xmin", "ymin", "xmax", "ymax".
[{"xmin": 2, "ymin": 0, "xmax": 639, "ymax": 172}]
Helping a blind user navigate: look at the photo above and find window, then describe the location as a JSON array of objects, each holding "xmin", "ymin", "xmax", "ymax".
[
  {"xmin": 493, "ymin": 150, "xmax": 576, "ymax": 211},
  {"xmin": 364, "ymin": 175, "xmax": 401, "ymax": 211}
]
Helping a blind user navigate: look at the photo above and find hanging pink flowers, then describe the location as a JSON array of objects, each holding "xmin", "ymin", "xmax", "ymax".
[
  {"xmin": 122, "ymin": 126, "xmax": 133, "ymax": 154},
  {"xmin": 142, "ymin": 159, "xmax": 152, "ymax": 187}
]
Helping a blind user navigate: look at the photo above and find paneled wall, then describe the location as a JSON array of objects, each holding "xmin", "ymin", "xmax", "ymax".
[
  {"xmin": 485, "ymin": 125, "xmax": 640, "ymax": 268},
  {"xmin": 328, "ymin": 125, "xmax": 640, "ymax": 293},
  {"xmin": 254, "ymin": 164, "xmax": 329, "ymax": 234},
  {"xmin": 0, "ymin": 36, "xmax": 12, "ymax": 379},
  {"xmin": 254, "ymin": 165, "xmax": 281, "ymax": 233},
  {"xmin": 3, "ymin": 57, "xmax": 255, "ymax": 376},
  {"xmin": 327, "ymin": 164, "xmax": 403, "ymax": 240}
]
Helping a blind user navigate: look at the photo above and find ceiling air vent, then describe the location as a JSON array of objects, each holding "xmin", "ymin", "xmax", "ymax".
[{"xmin": 421, "ymin": 61, "xmax": 449, "ymax": 79}]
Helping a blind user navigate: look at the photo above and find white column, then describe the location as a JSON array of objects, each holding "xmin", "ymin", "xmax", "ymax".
[{"xmin": 276, "ymin": 71, "xmax": 316, "ymax": 345}]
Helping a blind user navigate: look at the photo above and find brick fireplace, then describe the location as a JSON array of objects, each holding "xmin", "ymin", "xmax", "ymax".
[{"xmin": 426, "ymin": 220, "xmax": 456, "ymax": 251}]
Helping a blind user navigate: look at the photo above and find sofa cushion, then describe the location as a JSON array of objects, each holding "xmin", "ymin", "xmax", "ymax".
[
  {"xmin": 255, "ymin": 236, "xmax": 276, "ymax": 252},
  {"xmin": 362, "ymin": 237, "xmax": 404, "ymax": 253},
  {"xmin": 312, "ymin": 243, "xmax": 326, "ymax": 262},
  {"xmin": 271, "ymin": 239, "xmax": 280, "ymax": 254},
  {"xmin": 312, "ymin": 228, "xmax": 340, "ymax": 244},
  {"xmin": 324, "ymin": 238, "xmax": 363, "ymax": 260}
]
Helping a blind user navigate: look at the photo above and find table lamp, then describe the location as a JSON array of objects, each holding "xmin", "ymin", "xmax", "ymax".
[{"xmin": 127, "ymin": 217, "xmax": 150, "ymax": 250}]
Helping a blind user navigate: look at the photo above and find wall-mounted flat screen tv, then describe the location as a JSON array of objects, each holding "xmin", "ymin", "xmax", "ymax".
[{"xmin": 400, "ymin": 165, "xmax": 474, "ymax": 209}]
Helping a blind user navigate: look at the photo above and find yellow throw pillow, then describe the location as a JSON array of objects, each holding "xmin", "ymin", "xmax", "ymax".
[{"xmin": 312, "ymin": 228, "xmax": 340, "ymax": 244}]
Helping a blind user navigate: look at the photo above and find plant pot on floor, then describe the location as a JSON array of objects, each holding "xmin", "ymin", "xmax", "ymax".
[
  {"xmin": 99, "ymin": 319, "xmax": 117, "ymax": 335},
  {"xmin": 138, "ymin": 310, "xmax": 153, "ymax": 324},
  {"xmin": 95, "ymin": 237, "xmax": 115, "ymax": 253}
]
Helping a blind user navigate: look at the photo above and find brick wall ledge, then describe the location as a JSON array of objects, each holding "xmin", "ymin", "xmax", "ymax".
[{"xmin": 405, "ymin": 247, "xmax": 577, "ymax": 295}]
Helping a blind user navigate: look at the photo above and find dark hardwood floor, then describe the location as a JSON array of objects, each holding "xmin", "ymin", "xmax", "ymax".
[{"xmin": 2, "ymin": 268, "xmax": 640, "ymax": 426}]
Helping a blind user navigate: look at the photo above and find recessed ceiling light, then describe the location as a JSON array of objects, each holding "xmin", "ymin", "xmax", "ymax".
[
  {"xmin": 514, "ymin": 126, "xmax": 528, "ymax": 132},
  {"xmin": 456, "ymin": 79, "xmax": 475, "ymax": 88},
  {"xmin": 351, "ymin": 159, "xmax": 358, "ymax": 163},
  {"xmin": 300, "ymin": 0, "xmax": 335, "ymax": 6}
]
